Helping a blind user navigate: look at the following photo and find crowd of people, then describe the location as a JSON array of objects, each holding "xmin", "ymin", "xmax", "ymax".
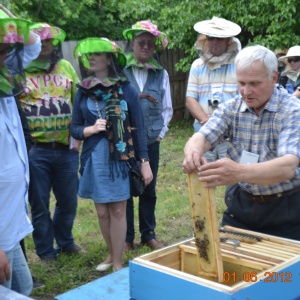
[
  {"xmin": 1, "ymin": 3, "xmax": 300, "ymax": 298},
  {"xmin": 0, "ymin": 4, "xmax": 172, "ymax": 296}
]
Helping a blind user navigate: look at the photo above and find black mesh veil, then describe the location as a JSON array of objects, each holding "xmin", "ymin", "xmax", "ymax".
[
  {"xmin": 77, "ymin": 52, "xmax": 124, "ymax": 81},
  {"xmin": 0, "ymin": 44, "xmax": 26, "ymax": 98},
  {"xmin": 122, "ymin": 40, "xmax": 163, "ymax": 64}
]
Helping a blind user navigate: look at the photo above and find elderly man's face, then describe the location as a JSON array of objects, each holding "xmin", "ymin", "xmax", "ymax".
[
  {"xmin": 207, "ymin": 36, "xmax": 230, "ymax": 56},
  {"xmin": 237, "ymin": 61, "xmax": 278, "ymax": 114},
  {"xmin": 131, "ymin": 32, "xmax": 155, "ymax": 64}
]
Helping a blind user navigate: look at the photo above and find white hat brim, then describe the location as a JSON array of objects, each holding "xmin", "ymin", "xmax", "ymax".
[
  {"xmin": 278, "ymin": 46, "xmax": 300, "ymax": 62},
  {"xmin": 194, "ymin": 17, "xmax": 241, "ymax": 38}
]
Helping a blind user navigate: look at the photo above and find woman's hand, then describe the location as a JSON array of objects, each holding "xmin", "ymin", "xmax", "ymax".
[
  {"xmin": 93, "ymin": 118, "xmax": 107, "ymax": 133},
  {"xmin": 83, "ymin": 119, "xmax": 107, "ymax": 138},
  {"xmin": 141, "ymin": 162, "xmax": 153, "ymax": 186}
]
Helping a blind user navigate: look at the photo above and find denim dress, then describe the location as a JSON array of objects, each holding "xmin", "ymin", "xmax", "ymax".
[{"xmin": 78, "ymin": 98, "xmax": 130, "ymax": 203}]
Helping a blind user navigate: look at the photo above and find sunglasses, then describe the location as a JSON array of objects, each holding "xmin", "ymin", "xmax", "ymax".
[
  {"xmin": 287, "ymin": 57, "xmax": 300, "ymax": 63},
  {"xmin": 135, "ymin": 40, "xmax": 155, "ymax": 49}
]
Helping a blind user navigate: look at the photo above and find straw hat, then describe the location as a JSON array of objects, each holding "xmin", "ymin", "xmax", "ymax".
[
  {"xmin": 0, "ymin": 9, "xmax": 31, "ymax": 44},
  {"xmin": 30, "ymin": 23, "xmax": 66, "ymax": 46},
  {"xmin": 123, "ymin": 20, "xmax": 168, "ymax": 50},
  {"xmin": 74, "ymin": 37, "xmax": 127, "ymax": 69},
  {"xmin": 193, "ymin": 16, "xmax": 241, "ymax": 38},
  {"xmin": 278, "ymin": 46, "xmax": 300, "ymax": 63}
]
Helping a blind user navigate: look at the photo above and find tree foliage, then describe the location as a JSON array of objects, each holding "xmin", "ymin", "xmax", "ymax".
[
  {"xmin": 3, "ymin": 0, "xmax": 300, "ymax": 71},
  {"xmin": 118, "ymin": 0, "xmax": 300, "ymax": 71},
  {"xmin": 3, "ymin": 0, "xmax": 131, "ymax": 40}
]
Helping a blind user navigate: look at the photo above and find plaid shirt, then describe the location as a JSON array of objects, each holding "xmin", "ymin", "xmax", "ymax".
[{"xmin": 200, "ymin": 86, "xmax": 300, "ymax": 195}]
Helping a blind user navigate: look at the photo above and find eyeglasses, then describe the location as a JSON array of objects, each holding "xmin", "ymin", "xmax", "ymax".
[
  {"xmin": 287, "ymin": 57, "xmax": 300, "ymax": 63},
  {"xmin": 135, "ymin": 40, "xmax": 155, "ymax": 49}
]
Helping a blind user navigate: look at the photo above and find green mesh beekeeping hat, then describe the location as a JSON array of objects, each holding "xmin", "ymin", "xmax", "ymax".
[
  {"xmin": 0, "ymin": 9, "xmax": 31, "ymax": 44},
  {"xmin": 30, "ymin": 23, "xmax": 66, "ymax": 46},
  {"xmin": 74, "ymin": 37, "xmax": 127, "ymax": 69}
]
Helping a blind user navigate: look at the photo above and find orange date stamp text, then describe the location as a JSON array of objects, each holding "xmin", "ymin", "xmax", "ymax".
[{"xmin": 223, "ymin": 271, "xmax": 293, "ymax": 283}]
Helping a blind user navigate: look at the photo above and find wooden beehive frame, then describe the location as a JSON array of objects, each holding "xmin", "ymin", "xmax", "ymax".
[{"xmin": 187, "ymin": 172, "xmax": 223, "ymax": 281}]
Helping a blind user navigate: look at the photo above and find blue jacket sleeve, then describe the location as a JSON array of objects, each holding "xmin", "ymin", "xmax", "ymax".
[
  {"xmin": 70, "ymin": 89, "xmax": 85, "ymax": 140},
  {"xmin": 122, "ymin": 82, "xmax": 149, "ymax": 159}
]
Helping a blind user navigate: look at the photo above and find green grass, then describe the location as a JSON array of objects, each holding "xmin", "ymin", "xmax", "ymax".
[{"xmin": 27, "ymin": 119, "xmax": 226, "ymax": 299}]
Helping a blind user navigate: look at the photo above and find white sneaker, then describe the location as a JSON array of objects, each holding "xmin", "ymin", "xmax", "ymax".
[{"xmin": 95, "ymin": 262, "xmax": 113, "ymax": 272}]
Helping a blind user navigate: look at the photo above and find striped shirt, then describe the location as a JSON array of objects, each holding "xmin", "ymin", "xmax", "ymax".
[
  {"xmin": 186, "ymin": 57, "xmax": 238, "ymax": 129},
  {"xmin": 200, "ymin": 86, "xmax": 300, "ymax": 195}
]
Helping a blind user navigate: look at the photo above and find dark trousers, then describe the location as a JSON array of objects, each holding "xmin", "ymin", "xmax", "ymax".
[
  {"xmin": 29, "ymin": 147, "xmax": 79, "ymax": 258},
  {"xmin": 126, "ymin": 141, "xmax": 160, "ymax": 243},
  {"xmin": 222, "ymin": 184, "xmax": 300, "ymax": 241}
]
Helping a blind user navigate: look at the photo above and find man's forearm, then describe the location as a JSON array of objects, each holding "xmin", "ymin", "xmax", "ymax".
[
  {"xmin": 185, "ymin": 132, "xmax": 212, "ymax": 156},
  {"xmin": 240, "ymin": 154, "xmax": 299, "ymax": 185},
  {"xmin": 186, "ymin": 97, "xmax": 209, "ymax": 124}
]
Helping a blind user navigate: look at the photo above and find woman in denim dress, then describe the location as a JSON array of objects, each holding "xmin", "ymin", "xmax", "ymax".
[{"xmin": 71, "ymin": 38, "xmax": 152, "ymax": 271}]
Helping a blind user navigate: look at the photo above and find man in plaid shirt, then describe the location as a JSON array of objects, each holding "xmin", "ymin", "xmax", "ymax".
[{"xmin": 183, "ymin": 45, "xmax": 300, "ymax": 240}]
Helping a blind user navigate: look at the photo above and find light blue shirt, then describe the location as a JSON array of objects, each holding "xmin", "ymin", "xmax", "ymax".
[
  {"xmin": 0, "ymin": 36, "xmax": 41, "ymax": 251},
  {"xmin": 186, "ymin": 58, "xmax": 239, "ymax": 132}
]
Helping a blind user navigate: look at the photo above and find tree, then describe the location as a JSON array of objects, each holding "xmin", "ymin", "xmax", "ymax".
[
  {"xmin": 3, "ymin": 0, "xmax": 300, "ymax": 71},
  {"xmin": 3, "ymin": 0, "xmax": 132, "ymax": 40},
  {"xmin": 118, "ymin": 0, "xmax": 300, "ymax": 71}
]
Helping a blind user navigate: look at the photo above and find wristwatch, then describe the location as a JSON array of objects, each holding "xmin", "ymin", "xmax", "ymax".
[{"xmin": 140, "ymin": 158, "xmax": 150, "ymax": 163}]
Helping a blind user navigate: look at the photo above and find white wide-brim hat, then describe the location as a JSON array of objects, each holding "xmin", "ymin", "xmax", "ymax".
[
  {"xmin": 278, "ymin": 46, "xmax": 300, "ymax": 63},
  {"xmin": 194, "ymin": 16, "xmax": 241, "ymax": 38}
]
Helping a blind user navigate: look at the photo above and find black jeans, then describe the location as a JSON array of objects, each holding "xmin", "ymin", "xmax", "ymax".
[
  {"xmin": 222, "ymin": 184, "xmax": 300, "ymax": 241},
  {"xmin": 126, "ymin": 141, "xmax": 160, "ymax": 244}
]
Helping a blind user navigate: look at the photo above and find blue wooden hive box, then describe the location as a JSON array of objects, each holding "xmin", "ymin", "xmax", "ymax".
[{"xmin": 129, "ymin": 229, "xmax": 300, "ymax": 300}]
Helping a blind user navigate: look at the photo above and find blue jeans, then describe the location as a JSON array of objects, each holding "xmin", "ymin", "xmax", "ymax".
[
  {"xmin": 3, "ymin": 243, "xmax": 33, "ymax": 296},
  {"xmin": 29, "ymin": 147, "xmax": 79, "ymax": 258},
  {"xmin": 126, "ymin": 141, "xmax": 160, "ymax": 243}
]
